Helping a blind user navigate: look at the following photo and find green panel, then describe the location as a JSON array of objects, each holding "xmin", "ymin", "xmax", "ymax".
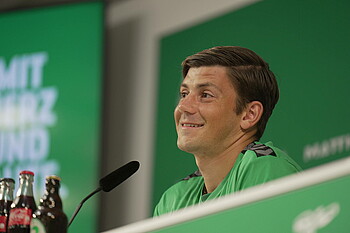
[
  {"xmin": 153, "ymin": 0, "xmax": 350, "ymax": 211},
  {"xmin": 153, "ymin": 175, "xmax": 350, "ymax": 233},
  {"xmin": 0, "ymin": 2, "xmax": 103, "ymax": 232}
]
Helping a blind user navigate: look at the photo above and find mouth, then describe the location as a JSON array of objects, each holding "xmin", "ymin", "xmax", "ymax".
[{"xmin": 181, "ymin": 123, "xmax": 204, "ymax": 128}]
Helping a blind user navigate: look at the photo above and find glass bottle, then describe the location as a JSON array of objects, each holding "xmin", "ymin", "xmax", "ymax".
[
  {"xmin": 31, "ymin": 175, "xmax": 67, "ymax": 233},
  {"xmin": 8, "ymin": 171, "xmax": 37, "ymax": 233},
  {"xmin": 0, "ymin": 178, "xmax": 15, "ymax": 233}
]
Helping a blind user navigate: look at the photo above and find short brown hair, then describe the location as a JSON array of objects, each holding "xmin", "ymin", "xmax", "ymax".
[{"xmin": 181, "ymin": 46, "xmax": 279, "ymax": 139}]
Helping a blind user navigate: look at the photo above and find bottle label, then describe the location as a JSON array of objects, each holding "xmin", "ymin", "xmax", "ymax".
[
  {"xmin": 0, "ymin": 216, "xmax": 7, "ymax": 232},
  {"xmin": 30, "ymin": 218, "xmax": 46, "ymax": 233},
  {"xmin": 8, "ymin": 208, "xmax": 32, "ymax": 227}
]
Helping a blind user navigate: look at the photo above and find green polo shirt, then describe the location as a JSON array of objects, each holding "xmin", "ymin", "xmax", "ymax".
[{"xmin": 153, "ymin": 141, "xmax": 302, "ymax": 216}]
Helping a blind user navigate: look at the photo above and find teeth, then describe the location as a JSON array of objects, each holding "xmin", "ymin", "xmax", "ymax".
[{"xmin": 182, "ymin": 124, "xmax": 203, "ymax": 127}]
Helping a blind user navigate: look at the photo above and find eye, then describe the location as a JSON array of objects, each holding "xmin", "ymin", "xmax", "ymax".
[
  {"xmin": 201, "ymin": 92, "xmax": 214, "ymax": 98},
  {"xmin": 180, "ymin": 91, "xmax": 188, "ymax": 98}
]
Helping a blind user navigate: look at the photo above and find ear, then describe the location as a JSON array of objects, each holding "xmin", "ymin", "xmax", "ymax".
[{"xmin": 240, "ymin": 101, "xmax": 263, "ymax": 130}]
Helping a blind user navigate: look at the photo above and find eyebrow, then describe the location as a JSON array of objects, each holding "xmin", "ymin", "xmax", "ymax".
[{"xmin": 181, "ymin": 82, "xmax": 221, "ymax": 91}]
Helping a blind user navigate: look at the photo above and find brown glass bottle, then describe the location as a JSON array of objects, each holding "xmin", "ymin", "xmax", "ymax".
[
  {"xmin": 8, "ymin": 171, "xmax": 37, "ymax": 233},
  {"xmin": 0, "ymin": 178, "xmax": 15, "ymax": 233},
  {"xmin": 31, "ymin": 176, "xmax": 67, "ymax": 233}
]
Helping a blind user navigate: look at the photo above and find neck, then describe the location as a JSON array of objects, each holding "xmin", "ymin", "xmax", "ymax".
[{"xmin": 194, "ymin": 135, "xmax": 256, "ymax": 194}]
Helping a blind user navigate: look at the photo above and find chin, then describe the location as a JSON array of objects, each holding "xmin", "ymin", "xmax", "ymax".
[
  {"xmin": 177, "ymin": 141, "xmax": 198, "ymax": 154},
  {"xmin": 177, "ymin": 142, "xmax": 187, "ymax": 152}
]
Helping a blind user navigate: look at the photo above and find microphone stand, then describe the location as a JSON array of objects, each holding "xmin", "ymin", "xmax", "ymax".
[
  {"xmin": 67, "ymin": 161, "xmax": 140, "ymax": 228},
  {"xmin": 68, "ymin": 187, "xmax": 102, "ymax": 227}
]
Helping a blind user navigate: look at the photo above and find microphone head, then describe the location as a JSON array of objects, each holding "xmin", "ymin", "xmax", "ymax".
[{"xmin": 99, "ymin": 161, "xmax": 140, "ymax": 192}]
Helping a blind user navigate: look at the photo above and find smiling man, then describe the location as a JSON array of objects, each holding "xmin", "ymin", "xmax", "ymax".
[{"xmin": 153, "ymin": 46, "xmax": 302, "ymax": 216}]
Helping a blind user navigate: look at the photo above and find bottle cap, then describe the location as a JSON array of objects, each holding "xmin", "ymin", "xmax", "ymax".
[
  {"xmin": 20, "ymin": 170, "xmax": 35, "ymax": 176},
  {"xmin": 0, "ymin": 178, "xmax": 15, "ymax": 183},
  {"xmin": 0, "ymin": 178, "xmax": 15, "ymax": 189},
  {"xmin": 46, "ymin": 175, "xmax": 61, "ymax": 181}
]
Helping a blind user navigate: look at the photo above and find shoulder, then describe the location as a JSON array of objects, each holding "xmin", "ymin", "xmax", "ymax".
[
  {"xmin": 153, "ymin": 172, "xmax": 203, "ymax": 216},
  {"xmin": 242, "ymin": 141, "xmax": 278, "ymax": 157},
  {"xmin": 239, "ymin": 141, "xmax": 302, "ymax": 172},
  {"xmin": 231, "ymin": 141, "xmax": 302, "ymax": 191},
  {"xmin": 162, "ymin": 170, "xmax": 203, "ymax": 194},
  {"xmin": 165, "ymin": 170, "xmax": 203, "ymax": 195},
  {"xmin": 182, "ymin": 170, "xmax": 202, "ymax": 180}
]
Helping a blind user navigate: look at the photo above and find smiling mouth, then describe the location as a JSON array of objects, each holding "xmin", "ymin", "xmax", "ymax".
[{"xmin": 181, "ymin": 123, "xmax": 204, "ymax": 128}]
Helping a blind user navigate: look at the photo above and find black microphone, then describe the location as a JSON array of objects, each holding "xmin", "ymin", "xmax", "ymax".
[{"xmin": 68, "ymin": 161, "xmax": 140, "ymax": 227}]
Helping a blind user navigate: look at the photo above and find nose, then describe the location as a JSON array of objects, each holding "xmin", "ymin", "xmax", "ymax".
[{"xmin": 176, "ymin": 94, "xmax": 197, "ymax": 114}]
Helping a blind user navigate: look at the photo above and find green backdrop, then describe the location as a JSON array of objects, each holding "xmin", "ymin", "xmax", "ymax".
[
  {"xmin": 153, "ymin": 0, "xmax": 350, "ymax": 211},
  {"xmin": 0, "ymin": 2, "xmax": 103, "ymax": 232}
]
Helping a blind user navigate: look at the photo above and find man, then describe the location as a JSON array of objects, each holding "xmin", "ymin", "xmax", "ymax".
[{"xmin": 153, "ymin": 46, "xmax": 302, "ymax": 216}]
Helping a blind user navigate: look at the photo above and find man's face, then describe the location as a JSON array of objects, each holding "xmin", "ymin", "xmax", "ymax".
[{"xmin": 174, "ymin": 66, "xmax": 244, "ymax": 156}]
